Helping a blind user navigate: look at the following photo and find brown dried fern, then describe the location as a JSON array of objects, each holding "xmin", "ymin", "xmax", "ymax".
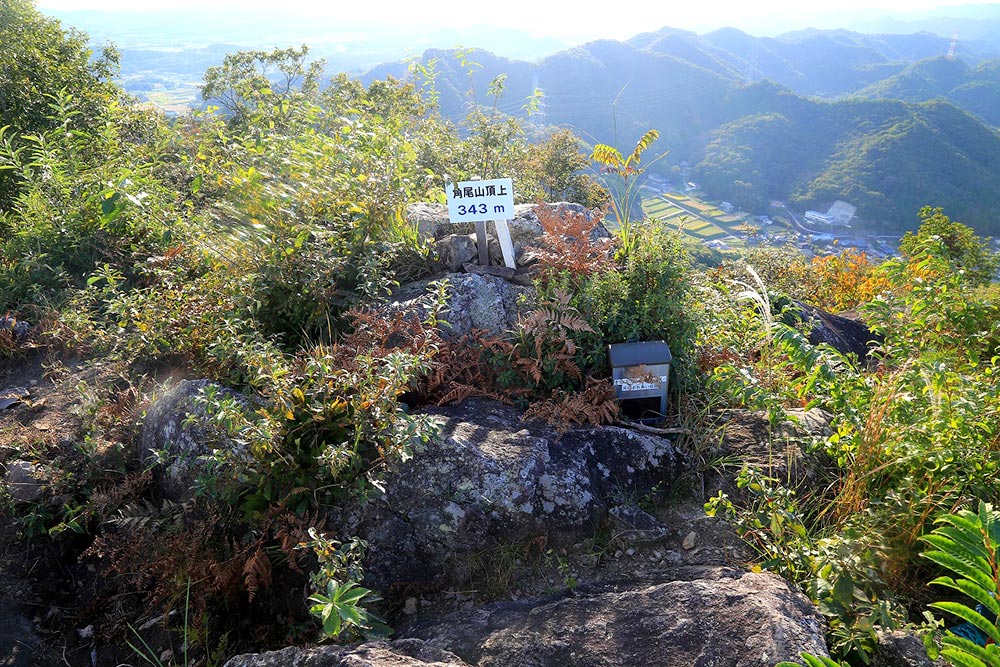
[
  {"xmin": 243, "ymin": 545, "xmax": 273, "ymax": 603},
  {"xmin": 522, "ymin": 377, "xmax": 620, "ymax": 431},
  {"xmin": 532, "ymin": 203, "xmax": 616, "ymax": 279}
]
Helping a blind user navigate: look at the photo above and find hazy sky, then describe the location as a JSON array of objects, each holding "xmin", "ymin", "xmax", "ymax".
[{"xmin": 35, "ymin": 0, "xmax": 984, "ymax": 39}]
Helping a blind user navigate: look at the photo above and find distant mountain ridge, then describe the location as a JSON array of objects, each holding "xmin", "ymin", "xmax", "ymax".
[
  {"xmin": 365, "ymin": 27, "xmax": 1000, "ymax": 233},
  {"xmin": 855, "ymin": 56, "xmax": 1000, "ymax": 126}
]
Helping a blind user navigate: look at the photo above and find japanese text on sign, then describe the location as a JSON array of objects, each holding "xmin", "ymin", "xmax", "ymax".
[{"xmin": 446, "ymin": 178, "xmax": 514, "ymax": 223}]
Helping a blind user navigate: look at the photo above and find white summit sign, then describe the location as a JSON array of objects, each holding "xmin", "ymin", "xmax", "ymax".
[
  {"xmin": 445, "ymin": 177, "xmax": 516, "ymax": 269},
  {"xmin": 445, "ymin": 178, "xmax": 514, "ymax": 223}
]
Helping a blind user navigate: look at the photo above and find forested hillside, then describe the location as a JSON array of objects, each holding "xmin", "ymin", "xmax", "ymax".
[
  {"xmin": 856, "ymin": 56, "xmax": 1000, "ymax": 126},
  {"xmin": 695, "ymin": 88, "xmax": 1000, "ymax": 228},
  {"xmin": 368, "ymin": 32, "xmax": 1000, "ymax": 232}
]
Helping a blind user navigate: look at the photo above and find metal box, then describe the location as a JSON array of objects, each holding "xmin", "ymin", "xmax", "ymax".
[{"xmin": 609, "ymin": 341, "xmax": 672, "ymax": 419}]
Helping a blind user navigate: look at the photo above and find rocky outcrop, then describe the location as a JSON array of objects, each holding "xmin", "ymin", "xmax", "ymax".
[
  {"xmin": 433, "ymin": 235, "xmax": 479, "ymax": 273},
  {"xmin": 872, "ymin": 630, "xmax": 946, "ymax": 667},
  {"xmin": 224, "ymin": 639, "xmax": 471, "ymax": 667},
  {"xmin": 0, "ymin": 315, "xmax": 31, "ymax": 343},
  {"xmin": 408, "ymin": 203, "xmax": 544, "ymax": 247},
  {"xmin": 389, "ymin": 272, "xmax": 534, "ymax": 338},
  {"xmin": 139, "ymin": 379, "xmax": 251, "ymax": 501},
  {"xmin": 408, "ymin": 202, "xmax": 609, "ymax": 254},
  {"xmin": 341, "ymin": 399, "xmax": 684, "ymax": 591},
  {"xmin": 793, "ymin": 302, "xmax": 882, "ymax": 364},
  {"xmin": 405, "ymin": 567, "xmax": 828, "ymax": 667},
  {"xmin": 3, "ymin": 460, "xmax": 48, "ymax": 503}
]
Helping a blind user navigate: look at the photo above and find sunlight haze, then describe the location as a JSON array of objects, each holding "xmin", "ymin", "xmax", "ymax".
[{"xmin": 37, "ymin": 0, "xmax": 987, "ymax": 39}]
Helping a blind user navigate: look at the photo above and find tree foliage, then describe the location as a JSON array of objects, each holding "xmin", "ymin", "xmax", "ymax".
[
  {"xmin": 200, "ymin": 45, "xmax": 324, "ymax": 126},
  {"xmin": 899, "ymin": 206, "xmax": 998, "ymax": 285},
  {"xmin": 0, "ymin": 0, "xmax": 123, "ymax": 208}
]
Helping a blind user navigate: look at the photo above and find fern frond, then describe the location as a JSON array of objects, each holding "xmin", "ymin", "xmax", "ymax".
[
  {"xmin": 940, "ymin": 632, "xmax": 996, "ymax": 667},
  {"xmin": 926, "ymin": 526, "xmax": 993, "ymax": 565},
  {"xmin": 931, "ymin": 601, "xmax": 1000, "ymax": 645},
  {"xmin": 243, "ymin": 546, "xmax": 272, "ymax": 602},
  {"xmin": 590, "ymin": 144, "xmax": 624, "ymax": 171},
  {"xmin": 924, "ymin": 550, "xmax": 996, "ymax": 596},
  {"xmin": 627, "ymin": 129, "xmax": 660, "ymax": 166}
]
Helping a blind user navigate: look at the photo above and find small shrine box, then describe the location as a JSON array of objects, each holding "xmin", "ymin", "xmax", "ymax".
[{"xmin": 608, "ymin": 341, "xmax": 672, "ymax": 420}]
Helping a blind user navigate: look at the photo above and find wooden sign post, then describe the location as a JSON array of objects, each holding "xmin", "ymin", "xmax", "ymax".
[{"xmin": 445, "ymin": 177, "xmax": 516, "ymax": 269}]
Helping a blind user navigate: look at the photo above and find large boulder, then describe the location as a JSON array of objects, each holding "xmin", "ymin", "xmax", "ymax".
[
  {"xmin": 408, "ymin": 202, "xmax": 609, "ymax": 250},
  {"xmin": 872, "ymin": 630, "xmax": 946, "ymax": 667},
  {"xmin": 408, "ymin": 203, "xmax": 543, "ymax": 248},
  {"xmin": 793, "ymin": 302, "xmax": 882, "ymax": 364},
  {"xmin": 139, "ymin": 379, "xmax": 251, "ymax": 501},
  {"xmin": 408, "ymin": 203, "xmax": 451, "ymax": 242},
  {"xmin": 405, "ymin": 567, "xmax": 829, "ymax": 667},
  {"xmin": 3, "ymin": 460, "xmax": 48, "ymax": 503},
  {"xmin": 342, "ymin": 399, "xmax": 684, "ymax": 591},
  {"xmin": 224, "ymin": 639, "xmax": 471, "ymax": 667},
  {"xmin": 389, "ymin": 273, "xmax": 534, "ymax": 338}
]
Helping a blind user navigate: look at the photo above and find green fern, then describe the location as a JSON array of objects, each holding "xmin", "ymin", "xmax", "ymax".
[
  {"xmin": 775, "ymin": 652, "xmax": 847, "ymax": 667},
  {"xmin": 922, "ymin": 501, "xmax": 1000, "ymax": 667}
]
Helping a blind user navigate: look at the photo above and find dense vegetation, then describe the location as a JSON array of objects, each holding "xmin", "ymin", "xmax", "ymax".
[{"xmin": 0, "ymin": 2, "xmax": 998, "ymax": 666}]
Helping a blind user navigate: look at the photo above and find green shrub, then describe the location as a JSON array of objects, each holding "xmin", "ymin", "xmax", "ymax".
[{"xmin": 544, "ymin": 221, "xmax": 697, "ymax": 394}]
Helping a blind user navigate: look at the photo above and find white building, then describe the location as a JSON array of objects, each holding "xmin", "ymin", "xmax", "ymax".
[
  {"xmin": 826, "ymin": 201, "xmax": 857, "ymax": 227},
  {"xmin": 805, "ymin": 210, "xmax": 835, "ymax": 226}
]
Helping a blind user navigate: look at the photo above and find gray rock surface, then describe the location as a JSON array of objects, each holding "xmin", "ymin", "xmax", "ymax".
[
  {"xmin": 390, "ymin": 273, "xmax": 534, "ymax": 338},
  {"xmin": 407, "ymin": 203, "xmax": 451, "ymax": 242},
  {"xmin": 872, "ymin": 630, "xmax": 947, "ymax": 667},
  {"xmin": 607, "ymin": 505, "xmax": 672, "ymax": 543},
  {"xmin": 140, "ymin": 379, "xmax": 250, "ymax": 500},
  {"xmin": 4, "ymin": 460, "xmax": 47, "ymax": 503},
  {"xmin": 0, "ymin": 387, "xmax": 29, "ymax": 411},
  {"xmin": 224, "ymin": 639, "xmax": 471, "ymax": 667},
  {"xmin": 793, "ymin": 301, "xmax": 882, "ymax": 364},
  {"xmin": 408, "ymin": 202, "xmax": 609, "ymax": 250},
  {"xmin": 0, "ymin": 315, "xmax": 30, "ymax": 343},
  {"xmin": 433, "ymin": 234, "xmax": 479, "ymax": 273},
  {"xmin": 780, "ymin": 408, "xmax": 835, "ymax": 440},
  {"xmin": 406, "ymin": 567, "xmax": 829, "ymax": 667},
  {"xmin": 344, "ymin": 399, "xmax": 684, "ymax": 590}
]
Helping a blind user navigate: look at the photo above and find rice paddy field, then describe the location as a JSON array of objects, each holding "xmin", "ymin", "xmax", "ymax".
[{"xmin": 642, "ymin": 193, "xmax": 733, "ymax": 242}]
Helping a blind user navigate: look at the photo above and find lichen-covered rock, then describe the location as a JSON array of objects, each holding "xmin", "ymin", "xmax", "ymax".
[
  {"xmin": 408, "ymin": 202, "xmax": 609, "ymax": 251},
  {"xmin": 608, "ymin": 504, "xmax": 672, "ymax": 543},
  {"xmin": 406, "ymin": 567, "xmax": 828, "ymax": 667},
  {"xmin": 139, "ymin": 379, "xmax": 251, "ymax": 501},
  {"xmin": 780, "ymin": 408, "xmax": 834, "ymax": 439},
  {"xmin": 407, "ymin": 202, "xmax": 451, "ymax": 242},
  {"xmin": 872, "ymin": 630, "xmax": 947, "ymax": 667},
  {"xmin": 0, "ymin": 314, "xmax": 31, "ymax": 342},
  {"xmin": 223, "ymin": 639, "xmax": 471, "ymax": 667},
  {"xmin": 433, "ymin": 234, "xmax": 478, "ymax": 273},
  {"xmin": 342, "ymin": 399, "xmax": 684, "ymax": 590},
  {"xmin": 389, "ymin": 273, "xmax": 534, "ymax": 338}
]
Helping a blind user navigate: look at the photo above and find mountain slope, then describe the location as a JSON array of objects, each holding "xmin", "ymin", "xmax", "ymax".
[
  {"xmin": 695, "ymin": 92, "xmax": 1000, "ymax": 231},
  {"xmin": 856, "ymin": 56, "xmax": 1000, "ymax": 126},
  {"xmin": 365, "ymin": 28, "xmax": 1000, "ymax": 233}
]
